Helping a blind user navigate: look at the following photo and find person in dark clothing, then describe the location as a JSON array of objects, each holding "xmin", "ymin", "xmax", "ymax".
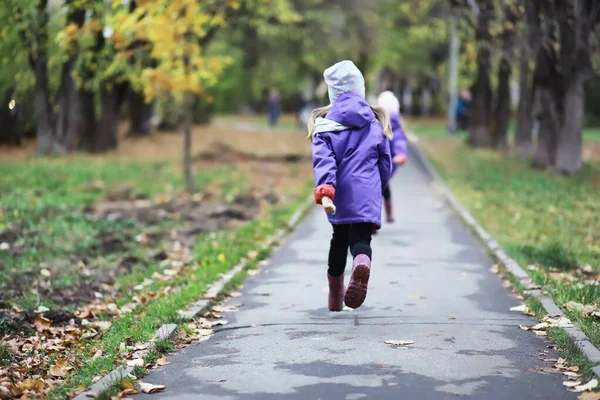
[{"xmin": 266, "ymin": 89, "xmax": 281, "ymax": 127}]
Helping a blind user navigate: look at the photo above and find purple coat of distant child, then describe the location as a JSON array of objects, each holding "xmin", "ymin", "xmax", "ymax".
[
  {"xmin": 312, "ymin": 93, "xmax": 392, "ymax": 228},
  {"xmin": 389, "ymin": 112, "xmax": 408, "ymax": 175}
]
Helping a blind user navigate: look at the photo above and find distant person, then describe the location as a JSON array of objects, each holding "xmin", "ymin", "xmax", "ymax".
[
  {"xmin": 377, "ymin": 91, "xmax": 408, "ymax": 224},
  {"xmin": 308, "ymin": 60, "xmax": 392, "ymax": 311},
  {"xmin": 266, "ymin": 88, "xmax": 281, "ymax": 127},
  {"xmin": 456, "ymin": 88, "xmax": 471, "ymax": 130},
  {"xmin": 297, "ymin": 92, "xmax": 314, "ymax": 131}
]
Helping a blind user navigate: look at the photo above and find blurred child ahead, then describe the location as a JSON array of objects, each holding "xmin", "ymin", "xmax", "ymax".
[{"xmin": 377, "ymin": 90, "xmax": 408, "ymax": 223}]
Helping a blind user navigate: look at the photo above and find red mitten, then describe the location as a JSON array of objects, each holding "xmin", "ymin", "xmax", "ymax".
[{"xmin": 314, "ymin": 184, "xmax": 335, "ymax": 205}]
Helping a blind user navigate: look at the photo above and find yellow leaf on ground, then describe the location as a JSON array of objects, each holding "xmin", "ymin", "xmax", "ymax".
[
  {"xmin": 49, "ymin": 359, "xmax": 72, "ymax": 377},
  {"xmin": 21, "ymin": 379, "xmax": 45, "ymax": 392},
  {"xmin": 34, "ymin": 316, "xmax": 52, "ymax": 331},
  {"xmin": 156, "ymin": 355, "xmax": 168, "ymax": 366},
  {"xmin": 578, "ymin": 392, "xmax": 600, "ymax": 400},
  {"xmin": 139, "ymin": 382, "xmax": 166, "ymax": 394},
  {"xmin": 122, "ymin": 381, "xmax": 135, "ymax": 390}
]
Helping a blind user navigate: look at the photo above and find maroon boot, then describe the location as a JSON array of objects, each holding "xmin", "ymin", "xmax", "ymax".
[
  {"xmin": 384, "ymin": 198, "xmax": 394, "ymax": 223},
  {"xmin": 327, "ymin": 273, "xmax": 345, "ymax": 311},
  {"xmin": 344, "ymin": 255, "xmax": 371, "ymax": 309}
]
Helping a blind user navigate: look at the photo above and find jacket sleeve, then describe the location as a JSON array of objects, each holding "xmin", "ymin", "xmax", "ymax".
[
  {"xmin": 377, "ymin": 135, "xmax": 393, "ymax": 192},
  {"xmin": 391, "ymin": 113, "xmax": 408, "ymax": 157},
  {"xmin": 312, "ymin": 133, "xmax": 337, "ymax": 204}
]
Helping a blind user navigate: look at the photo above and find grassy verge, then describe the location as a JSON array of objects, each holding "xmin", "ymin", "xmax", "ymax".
[
  {"xmin": 416, "ymin": 130, "xmax": 600, "ymax": 377},
  {"xmin": 45, "ymin": 192, "xmax": 309, "ymax": 399},
  {"xmin": 0, "ymin": 158, "xmax": 240, "ymax": 310}
]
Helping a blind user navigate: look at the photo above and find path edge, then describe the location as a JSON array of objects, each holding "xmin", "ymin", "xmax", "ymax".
[
  {"xmin": 73, "ymin": 195, "xmax": 315, "ymax": 399},
  {"xmin": 409, "ymin": 140, "xmax": 600, "ymax": 378}
]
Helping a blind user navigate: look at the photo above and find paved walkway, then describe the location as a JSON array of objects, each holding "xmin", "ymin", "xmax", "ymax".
[{"xmin": 136, "ymin": 155, "xmax": 574, "ymax": 399}]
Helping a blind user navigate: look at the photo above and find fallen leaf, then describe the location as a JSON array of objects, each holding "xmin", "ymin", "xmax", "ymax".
[
  {"xmin": 573, "ymin": 379, "xmax": 598, "ymax": 392},
  {"xmin": 34, "ymin": 316, "xmax": 52, "ymax": 331},
  {"xmin": 449, "ymin": 316, "xmax": 457, "ymax": 320},
  {"xmin": 564, "ymin": 371, "xmax": 582, "ymax": 378},
  {"xmin": 385, "ymin": 340, "xmax": 414, "ymax": 346},
  {"xmin": 50, "ymin": 359, "xmax": 72, "ymax": 377},
  {"xmin": 122, "ymin": 381, "xmax": 135, "ymax": 390},
  {"xmin": 92, "ymin": 350, "xmax": 103, "ymax": 360},
  {"xmin": 490, "ymin": 264, "xmax": 499, "ymax": 273},
  {"xmin": 34, "ymin": 305, "xmax": 50, "ymax": 313},
  {"xmin": 581, "ymin": 265, "xmax": 594, "ymax": 274},
  {"xmin": 91, "ymin": 320, "xmax": 112, "ymax": 331},
  {"xmin": 247, "ymin": 250, "xmax": 258, "ymax": 259},
  {"xmin": 40, "ymin": 268, "xmax": 51, "ymax": 277},
  {"xmin": 510, "ymin": 305, "xmax": 527, "ymax": 312},
  {"xmin": 212, "ymin": 305, "xmax": 240, "ymax": 313},
  {"xmin": 21, "ymin": 379, "xmax": 45, "ymax": 392},
  {"xmin": 408, "ymin": 295, "xmax": 426, "ymax": 300},
  {"xmin": 155, "ymin": 356, "xmax": 168, "ymax": 366},
  {"xmin": 139, "ymin": 382, "xmax": 166, "ymax": 394},
  {"xmin": 229, "ymin": 291, "xmax": 242, "ymax": 298},
  {"xmin": 578, "ymin": 393, "xmax": 600, "ymax": 400},
  {"xmin": 126, "ymin": 359, "xmax": 145, "ymax": 367},
  {"xmin": 564, "ymin": 380, "xmax": 583, "ymax": 388},
  {"xmin": 121, "ymin": 388, "xmax": 139, "ymax": 396}
]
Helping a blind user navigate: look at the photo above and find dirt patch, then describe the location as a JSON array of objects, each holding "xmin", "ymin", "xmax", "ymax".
[
  {"xmin": 0, "ymin": 309, "xmax": 80, "ymax": 336},
  {"xmin": 195, "ymin": 141, "xmax": 310, "ymax": 164}
]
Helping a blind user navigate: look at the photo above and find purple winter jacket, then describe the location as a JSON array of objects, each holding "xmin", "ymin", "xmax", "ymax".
[
  {"xmin": 389, "ymin": 112, "xmax": 408, "ymax": 175},
  {"xmin": 312, "ymin": 93, "xmax": 392, "ymax": 228}
]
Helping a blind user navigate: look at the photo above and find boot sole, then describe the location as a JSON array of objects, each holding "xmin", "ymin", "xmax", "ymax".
[{"xmin": 344, "ymin": 264, "xmax": 370, "ymax": 309}]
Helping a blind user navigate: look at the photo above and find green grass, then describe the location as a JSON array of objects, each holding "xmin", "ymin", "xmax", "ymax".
[
  {"xmin": 408, "ymin": 117, "xmax": 600, "ymax": 143},
  {"xmin": 0, "ymin": 158, "xmax": 236, "ymax": 310},
  {"xmin": 0, "ymin": 344, "xmax": 15, "ymax": 366},
  {"xmin": 418, "ymin": 127, "xmax": 600, "ymax": 370},
  {"xmin": 45, "ymin": 193, "xmax": 308, "ymax": 399}
]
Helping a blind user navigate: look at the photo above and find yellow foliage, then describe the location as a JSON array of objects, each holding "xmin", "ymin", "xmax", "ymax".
[{"xmin": 107, "ymin": 0, "xmax": 238, "ymax": 100}]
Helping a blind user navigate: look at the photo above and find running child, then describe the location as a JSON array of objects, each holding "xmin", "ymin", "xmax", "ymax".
[
  {"xmin": 377, "ymin": 90, "xmax": 408, "ymax": 223},
  {"xmin": 308, "ymin": 60, "xmax": 393, "ymax": 311}
]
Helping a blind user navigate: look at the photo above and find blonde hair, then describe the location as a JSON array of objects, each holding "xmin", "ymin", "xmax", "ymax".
[{"xmin": 307, "ymin": 104, "xmax": 393, "ymax": 140}]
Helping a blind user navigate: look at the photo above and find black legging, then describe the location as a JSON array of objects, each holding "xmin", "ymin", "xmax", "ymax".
[
  {"xmin": 328, "ymin": 223, "xmax": 373, "ymax": 277},
  {"xmin": 383, "ymin": 185, "xmax": 391, "ymax": 200}
]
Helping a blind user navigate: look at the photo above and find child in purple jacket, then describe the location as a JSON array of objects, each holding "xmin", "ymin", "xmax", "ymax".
[
  {"xmin": 377, "ymin": 91, "xmax": 408, "ymax": 223},
  {"xmin": 308, "ymin": 60, "xmax": 393, "ymax": 311}
]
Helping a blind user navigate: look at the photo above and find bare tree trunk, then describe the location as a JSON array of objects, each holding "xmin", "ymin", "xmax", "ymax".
[
  {"xmin": 95, "ymin": 89, "xmax": 120, "ymax": 152},
  {"xmin": 468, "ymin": 49, "xmax": 493, "ymax": 147},
  {"xmin": 55, "ymin": 1, "xmax": 84, "ymax": 151},
  {"xmin": 554, "ymin": 79, "xmax": 584, "ymax": 175},
  {"xmin": 129, "ymin": 90, "xmax": 153, "ymax": 136},
  {"xmin": 491, "ymin": 57, "xmax": 511, "ymax": 150},
  {"xmin": 531, "ymin": 86, "xmax": 559, "ymax": 169},
  {"xmin": 56, "ymin": 61, "xmax": 81, "ymax": 151},
  {"xmin": 78, "ymin": 89, "xmax": 97, "ymax": 152},
  {"xmin": 183, "ymin": 94, "xmax": 194, "ymax": 193},
  {"xmin": 515, "ymin": 41, "xmax": 533, "ymax": 158},
  {"xmin": 467, "ymin": 0, "xmax": 494, "ymax": 147},
  {"xmin": 32, "ymin": 0, "xmax": 55, "ymax": 155}
]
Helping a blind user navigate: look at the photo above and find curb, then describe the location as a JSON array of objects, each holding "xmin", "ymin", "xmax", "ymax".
[
  {"xmin": 73, "ymin": 196, "xmax": 314, "ymax": 399},
  {"xmin": 409, "ymin": 141, "xmax": 600, "ymax": 378}
]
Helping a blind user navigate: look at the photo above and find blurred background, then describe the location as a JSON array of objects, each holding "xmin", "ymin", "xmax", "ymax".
[
  {"xmin": 1, "ymin": 0, "xmax": 598, "ymax": 166},
  {"xmin": 0, "ymin": 2, "xmax": 599, "ymax": 396}
]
